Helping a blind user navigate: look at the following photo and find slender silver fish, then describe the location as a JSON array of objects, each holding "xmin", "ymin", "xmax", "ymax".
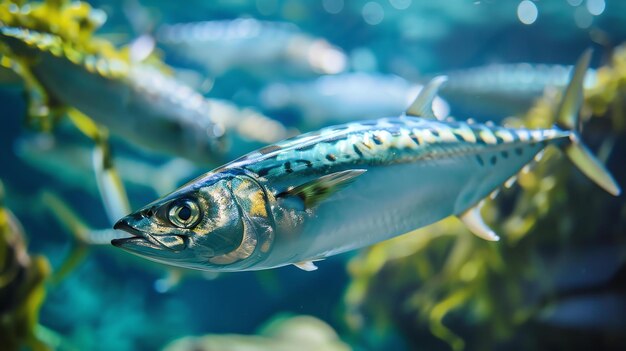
[
  {"xmin": 15, "ymin": 133, "xmax": 201, "ymax": 197},
  {"xmin": 260, "ymin": 73, "xmax": 449, "ymax": 130},
  {"xmin": 437, "ymin": 63, "xmax": 597, "ymax": 118},
  {"xmin": 0, "ymin": 26, "xmax": 288, "ymax": 164},
  {"xmin": 156, "ymin": 18, "xmax": 347, "ymax": 79},
  {"xmin": 112, "ymin": 51, "xmax": 620, "ymax": 272}
]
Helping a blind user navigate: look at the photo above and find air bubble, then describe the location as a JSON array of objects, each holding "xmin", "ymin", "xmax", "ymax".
[{"xmin": 517, "ymin": 1, "xmax": 538, "ymax": 25}]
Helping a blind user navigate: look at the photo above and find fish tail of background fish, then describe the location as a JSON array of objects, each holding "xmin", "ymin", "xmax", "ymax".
[{"xmin": 556, "ymin": 49, "xmax": 620, "ymax": 196}]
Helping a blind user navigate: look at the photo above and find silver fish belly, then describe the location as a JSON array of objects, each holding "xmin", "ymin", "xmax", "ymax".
[{"xmin": 224, "ymin": 117, "xmax": 566, "ymax": 269}]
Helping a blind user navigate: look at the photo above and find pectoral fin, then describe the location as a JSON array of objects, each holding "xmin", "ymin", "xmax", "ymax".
[
  {"xmin": 293, "ymin": 261, "xmax": 319, "ymax": 271},
  {"xmin": 458, "ymin": 202, "xmax": 500, "ymax": 241},
  {"xmin": 277, "ymin": 169, "xmax": 366, "ymax": 210},
  {"xmin": 406, "ymin": 75, "xmax": 447, "ymax": 119}
]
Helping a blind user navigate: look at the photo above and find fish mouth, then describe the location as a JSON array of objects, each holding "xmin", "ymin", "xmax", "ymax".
[{"xmin": 112, "ymin": 220, "xmax": 187, "ymax": 252}]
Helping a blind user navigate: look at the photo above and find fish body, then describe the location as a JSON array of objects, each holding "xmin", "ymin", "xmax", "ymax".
[
  {"xmin": 235, "ymin": 118, "xmax": 569, "ymax": 269},
  {"xmin": 0, "ymin": 27, "xmax": 288, "ymax": 164},
  {"xmin": 261, "ymin": 73, "xmax": 449, "ymax": 129},
  {"xmin": 156, "ymin": 18, "xmax": 347, "ymax": 79},
  {"xmin": 112, "ymin": 50, "xmax": 620, "ymax": 272},
  {"xmin": 438, "ymin": 63, "xmax": 597, "ymax": 118},
  {"xmin": 114, "ymin": 116, "xmax": 569, "ymax": 271}
]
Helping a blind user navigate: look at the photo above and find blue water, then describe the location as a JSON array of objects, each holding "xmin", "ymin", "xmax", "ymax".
[{"xmin": 1, "ymin": 1, "xmax": 625, "ymax": 350}]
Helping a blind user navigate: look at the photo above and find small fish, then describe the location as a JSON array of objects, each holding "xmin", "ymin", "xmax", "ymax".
[
  {"xmin": 15, "ymin": 133, "xmax": 201, "ymax": 198},
  {"xmin": 0, "ymin": 26, "xmax": 289, "ymax": 164},
  {"xmin": 435, "ymin": 63, "xmax": 597, "ymax": 118},
  {"xmin": 156, "ymin": 18, "xmax": 347, "ymax": 79},
  {"xmin": 113, "ymin": 51, "xmax": 620, "ymax": 272},
  {"xmin": 260, "ymin": 73, "xmax": 449, "ymax": 130}
]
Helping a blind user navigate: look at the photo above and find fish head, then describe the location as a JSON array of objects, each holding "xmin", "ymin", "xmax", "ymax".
[{"xmin": 112, "ymin": 170, "xmax": 274, "ymax": 271}]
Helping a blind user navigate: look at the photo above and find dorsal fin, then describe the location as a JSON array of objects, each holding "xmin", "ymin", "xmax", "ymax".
[
  {"xmin": 276, "ymin": 169, "xmax": 366, "ymax": 210},
  {"xmin": 406, "ymin": 75, "xmax": 448, "ymax": 119}
]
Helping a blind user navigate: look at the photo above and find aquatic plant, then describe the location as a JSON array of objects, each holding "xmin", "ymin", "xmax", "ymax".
[
  {"xmin": 0, "ymin": 0, "xmax": 106, "ymax": 45},
  {"xmin": 0, "ymin": 180, "xmax": 52, "ymax": 351},
  {"xmin": 343, "ymin": 48, "xmax": 626, "ymax": 350},
  {"xmin": 0, "ymin": 0, "xmax": 130, "ymax": 131},
  {"xmin": 0, "ymin": 0, "xmax": 289, "ymax": 164},
  {"xmin": 586, "ymin": 44, "xmax": 626, "ymax": 132}
]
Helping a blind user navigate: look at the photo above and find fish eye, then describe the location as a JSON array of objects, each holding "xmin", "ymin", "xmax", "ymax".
[{"xmin": 167, "ymin": 199, "xmax": 201, "ymax": 229}]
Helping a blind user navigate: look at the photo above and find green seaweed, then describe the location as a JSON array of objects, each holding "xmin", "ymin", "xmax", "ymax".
[
  {"xmin": 0, "ymin": 0, "xmax": 125, "ymax": 131},
  {"xmin": 0, "ymin": 180, "xmax": 52, "ymax": 351}
]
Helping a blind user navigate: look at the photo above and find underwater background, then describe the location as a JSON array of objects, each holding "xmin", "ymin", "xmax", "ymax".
[{"xmin": 0, "ymin": 0, "xmax": 625, "ymax": 350}]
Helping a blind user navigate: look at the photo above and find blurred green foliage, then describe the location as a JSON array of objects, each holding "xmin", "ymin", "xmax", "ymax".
[{"xmin": 0, "ymin": 180, "xmax": 52, "ymax": 351}]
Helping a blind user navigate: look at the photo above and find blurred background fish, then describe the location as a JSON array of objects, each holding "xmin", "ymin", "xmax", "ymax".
[
  {"xmin": 260, "ymin": 72, "xmax": 449, "ymax": 130},
  {"xmin": 434, "ymin": 63, "xmax": 598, "ymax": 119},
  {"xmin": 155, "ymin": 18, "xmax": 348, "ymax": 80}
]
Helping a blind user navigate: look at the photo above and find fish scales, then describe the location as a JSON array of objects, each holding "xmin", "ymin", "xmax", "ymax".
[
  {"xmin": 212, "ymin": 117, "xmax": 568, "ymax": 268},
  {"xmin": 229, "ymin": 117, "xmax": 567, "ymax": 181}
]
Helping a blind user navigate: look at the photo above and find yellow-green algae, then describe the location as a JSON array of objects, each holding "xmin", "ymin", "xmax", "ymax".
[
  {"xmin": 343, "ymin": 47, "xmax": 626, "ymax": 350},
  {"xmin": 0, "ymin": 180, "xmax": 52, "ymax": 351},
  {"xmin": 0, "ymin": 0, "xmax": 172, "ymax": 132},
  {"xmin": 0, "ymin": 0, "xmax": 125, "ymax": 66}
]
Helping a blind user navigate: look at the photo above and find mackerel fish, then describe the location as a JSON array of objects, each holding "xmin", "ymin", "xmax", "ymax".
[
  {"xmin": 112, "ymin": 50, "xmax": 621, "ymax": 272},
  {"xmin": 0, "ymin": 24, "xmax": 288, "ymax": 164}
]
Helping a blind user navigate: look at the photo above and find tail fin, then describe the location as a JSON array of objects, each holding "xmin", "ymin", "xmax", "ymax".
[{"xmin": 557, "ymin": 49, "xmax": 621, "ymax": 196}]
